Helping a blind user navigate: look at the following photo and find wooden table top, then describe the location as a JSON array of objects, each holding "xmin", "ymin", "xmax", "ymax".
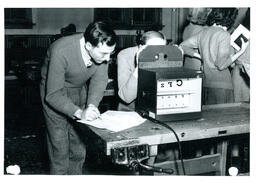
[{"xmin": 76, "ymin": 103, "xmax": 249, "ymax": 155}]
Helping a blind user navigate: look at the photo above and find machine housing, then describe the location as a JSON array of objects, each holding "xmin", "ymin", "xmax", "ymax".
[{"xmin": 136, "ymin": 45, "xmax": 203, "ymax": 122}]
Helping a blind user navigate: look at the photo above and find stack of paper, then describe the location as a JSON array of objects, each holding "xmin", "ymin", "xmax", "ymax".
[{"xmin": 78, "ymin": 111, "xmax": 146, "ymax": 132}]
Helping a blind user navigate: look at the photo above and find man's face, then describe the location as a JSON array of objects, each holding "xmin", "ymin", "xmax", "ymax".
[{"xmin": 86, "ymin": 42, "xmax": 116, "ymax": 64}]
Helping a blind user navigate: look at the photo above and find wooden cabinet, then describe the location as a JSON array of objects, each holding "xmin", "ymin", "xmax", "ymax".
[{"xmin": 94, "ymin": 8, "xmax": 162, "ymax": 30}]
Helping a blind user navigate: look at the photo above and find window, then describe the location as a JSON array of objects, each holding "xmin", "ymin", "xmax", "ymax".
[
  {"xmin": 5, "ymin": 8, "xmax": 34, "ymax": 29},
  {"xmin": 94, "ymin": 8, "xmax": 162, "ymax": 30}
]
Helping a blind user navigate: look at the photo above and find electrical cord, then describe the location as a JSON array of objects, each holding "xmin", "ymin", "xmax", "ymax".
[
  {"xmin": 130, "ymin": 160, "xmax": 174, "ymax": 175},
  {"xmin": 139, "ymin": 161, "xmax": 174, "ymax": 174},
  {"xmin": 138, "ymin": 111, "xmax": 186, "ymax": 175}
]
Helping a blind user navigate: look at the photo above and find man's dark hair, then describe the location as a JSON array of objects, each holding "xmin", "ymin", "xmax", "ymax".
[
  {"xmin": 206, "ymin": 8, "xmax": 238, "ymax": 30},
  {"xmin": 84, "ymin": 21, "xmax": 117, "ymax": 47}
]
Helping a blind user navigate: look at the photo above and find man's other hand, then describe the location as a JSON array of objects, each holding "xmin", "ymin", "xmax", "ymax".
[{"xmin": 81, "ymin": 104, "xmax": 100, "ymax": 121}]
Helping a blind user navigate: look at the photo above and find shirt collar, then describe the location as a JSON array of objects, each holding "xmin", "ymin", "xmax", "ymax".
[{"xmin": 80, "ymin": 37, "xmax": 93, "ymax": 67}]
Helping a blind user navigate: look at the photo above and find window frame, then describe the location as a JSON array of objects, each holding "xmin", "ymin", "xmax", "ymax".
[{"xmin": 94, "ymin": 8, "xmax": 163, "ymax": 30}]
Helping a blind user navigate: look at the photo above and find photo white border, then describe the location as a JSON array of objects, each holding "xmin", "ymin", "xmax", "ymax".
[{"xmin": 0, "ymin": 0, "xmax": 255, "ymax": 184}]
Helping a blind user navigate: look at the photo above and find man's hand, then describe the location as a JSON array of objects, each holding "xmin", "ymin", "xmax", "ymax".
[
  {"xmin": 133, "ymin": 45, "xmax": 148, "ymax": 78},
  {"xmin": 81, "ymin": 104, "xmax": 100, "ymax": 121},
  {"xmin": 135, "ymin": 45, "xmax": 148, "ymax": 66}
]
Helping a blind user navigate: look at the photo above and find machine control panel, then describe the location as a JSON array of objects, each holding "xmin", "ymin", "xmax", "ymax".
[{"xmin": 111, "ymin": 144, "xmax": 149, "ymax": 165}]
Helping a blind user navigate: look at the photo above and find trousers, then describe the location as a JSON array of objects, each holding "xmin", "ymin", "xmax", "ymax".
[
  {"xmin": 43, "ymin": 107, "xmax": 86, "ymax": 175},
  {"xmin": 40, "ymin": 83, "xmax": 87, "ymax": 175}
]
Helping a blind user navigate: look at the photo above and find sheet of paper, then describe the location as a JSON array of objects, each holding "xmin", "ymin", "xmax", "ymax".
[{"xmin": 77, "ymin": 111, "xmax": 146, "ymax": 132}]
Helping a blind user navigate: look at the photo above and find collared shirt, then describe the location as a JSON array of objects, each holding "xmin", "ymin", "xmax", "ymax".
[{"xmin": 80, "ymin": 37, "xmax": 93, "ymax": 67}]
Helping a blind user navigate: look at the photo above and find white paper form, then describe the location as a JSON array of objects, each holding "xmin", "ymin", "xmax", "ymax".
[{"xmin": 77, "ymin": 111, "xmax": 146, "ymax": 132}]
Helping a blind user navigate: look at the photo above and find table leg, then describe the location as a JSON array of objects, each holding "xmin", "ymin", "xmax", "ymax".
[{"xmin": 217, "ymin": 140, "xmax": 228, "ymax": 175}]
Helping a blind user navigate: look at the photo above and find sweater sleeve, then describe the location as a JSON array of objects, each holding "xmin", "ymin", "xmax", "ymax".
[
  {"xmin": 87, "ymin": 63, "xmax": 109, "ymax": 107},
  {"xmin": 44, "ymin": 47, "xmax": 80, "ymax": 118},
  {"xmin": 117, "ymin": 50, "xmax": 138, "ymax": 103},
  {"xmin": 214, "ymin": 32, "xmax": 233, "ymax": 70},
  {"xmin": 180, "ymin": 34, "xmax": 199, "ymax": 56}
]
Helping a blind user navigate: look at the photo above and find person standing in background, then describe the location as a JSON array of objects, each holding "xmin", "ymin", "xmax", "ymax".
[
  {"xmin": 231, "ymin": 8, "xmax": 250, "ymax": 102},
  {"xmin": 183, "ymin": 8, "xmax": 211, "ymax": 40},
  {"xmin": 40, "ymin": 21, "xmax": 116, "ymax": 174},
  {"xmin": 182, "ymin": 8, "xmax": 211, "ymax": 70},
  {"xmin": 180, "ymin": 8, "xmax": 249, "ymax": 105}
]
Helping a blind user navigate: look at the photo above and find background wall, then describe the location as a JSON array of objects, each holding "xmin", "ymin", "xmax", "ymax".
[
  {"xmin": 5, "ymin": 8, "xmax": 181, "ymax": 40},
  {"xmin": 5, "ymin": 8, "xmax": 248, "ymax": 43},
  {"xmin": 5, "ymin": 8, "xmax": 94, "ymax": 35}
]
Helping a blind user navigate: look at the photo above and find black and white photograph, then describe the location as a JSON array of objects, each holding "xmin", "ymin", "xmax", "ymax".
[{"xmin": 1, "ymin": 0, "xmax": 254, "ymax": 183}]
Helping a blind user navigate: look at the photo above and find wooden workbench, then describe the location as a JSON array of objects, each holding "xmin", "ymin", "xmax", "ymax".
[{"xmin": 76, "ymin": 103, "xmax": 249, "ymax": 175}]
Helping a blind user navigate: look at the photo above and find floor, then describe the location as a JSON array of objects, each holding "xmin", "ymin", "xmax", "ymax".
[{"xmin": 4, "ymin": 106, "xmax": 49, "ymax": 174}]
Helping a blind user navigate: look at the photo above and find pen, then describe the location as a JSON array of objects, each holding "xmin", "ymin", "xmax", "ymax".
[
  {"xmin": 74, "ymin": 115, "xmax": 102, "ymax": 121},
  {"xmin": 73, "ymin": 117, "xmax": 81, "ymax": 121}
]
